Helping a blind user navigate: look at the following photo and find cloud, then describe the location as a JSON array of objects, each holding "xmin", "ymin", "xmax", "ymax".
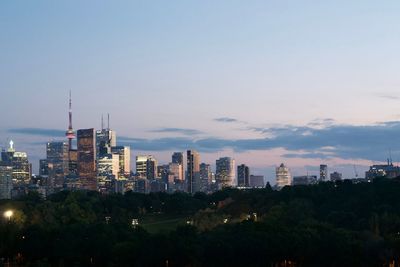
[
  {"xmin": 149, "ymin": 128, "xmax": 203, "ymax": 135},
  {"xmin": 8, "ymin": 128, "xmax": 65, "ymax": 137},
  {"xmin": 214, "ymin": 117, "xmax": 239, "ymax": 123},
  {"xmin": 376, "ymin": 93, "xmax": 400, "ymax": 100},
  {"xmin": 120, "ymin": 121, "xmax": 400, "ymax": 162}
]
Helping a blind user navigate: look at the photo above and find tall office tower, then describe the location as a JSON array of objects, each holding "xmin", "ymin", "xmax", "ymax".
[
  {"xmin": 1, "ymin": 141, "xmax": 31, "ymax": 186},
  {"xmin": 172, "ymin": 152, "xmax": 183, "ymax": 165},
  {"xmin": 39, "ymin": 159, "xmax": 49, "ymax": 177},
  {"xmin": 96, "ymin": 129, "xmax": 116, "ymax": 158},
  {"xmin": 187, "ymin": 150, "xmax": 200, "ymax": 194},
  {"xmin": 199, "ymin": 163, "xmax": 212, "ymax": 192},
  {"xmin": 77, "ymin": 129, "xmax": 97, "ymax": 191},
  {"xmin": 169, "ymin": 163, "xmax": 183, "ymax": 181},
  {"xmin": 0, "ymin": 166, "xmax": 13, "ymax": 199},
  {"xmin": 146, "ymin": 158, "xmax": 158, "ymax": 180},
  {"xmin": 46, "ymin": 142, "xmax": 69, "ymax": 190},
  {"xmin": 171, "ymin": 152, "xmax": 184, "ymax": 181},
  {"xmin": 111, "ymin": 146, "xmax": 131, "ymax": 178},
  {"xmin": 237, "ymin": 164, "xmax": 250, "ymax": 187},
  {"xmin": 136, "ymin": 155, "xmax": 154, "ymax": 177},
  {"xmin": 276, "ymin": 163, "xmax": 291, "ymax": 190},
  {"xmin": 320, "ymin": 164, "xmax": 328, "ymax": 181},
  {"xmin": 97, "ymin": 153, "xmax": 119, "ymax": 193},
  {"xmin": 157, "ymin": 165, "xmax": 169, "ymax": 183},
  {"xmin": 216, "ymin": 157, "xmax": 236, "ymax": 188}
]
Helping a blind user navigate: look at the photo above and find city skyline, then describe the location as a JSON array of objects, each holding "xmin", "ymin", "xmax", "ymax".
[{"xmin": 2, "ymin": 1, "xmax": 400, "ymax": 181}]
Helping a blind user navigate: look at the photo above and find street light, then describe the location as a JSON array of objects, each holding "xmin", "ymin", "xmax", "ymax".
[{"xmin": 4, "ymin": 210, "xmax": 13, "ymax": 222}]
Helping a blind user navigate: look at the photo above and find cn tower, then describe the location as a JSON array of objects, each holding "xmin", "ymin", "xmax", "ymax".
[{"xmin": 65, "ymin": 90, "xmax": 75, "ymax": 150}]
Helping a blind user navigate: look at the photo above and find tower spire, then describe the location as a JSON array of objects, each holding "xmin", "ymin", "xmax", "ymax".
[
  {"xmin": 107, "ymin": 113, "xmax": 110, "ymax": 130},
  {"xmin": 66, "ymin": 90, "xmax": 75, "ymax": 150},
  {"xmin": 101, "ymin": 114, "xmax": 104, "ymax": 130}
]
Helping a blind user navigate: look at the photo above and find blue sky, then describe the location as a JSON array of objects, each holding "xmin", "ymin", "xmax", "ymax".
[{"xmin": 2, "ymin": 1, "xmax": 400, "ymax": 182}]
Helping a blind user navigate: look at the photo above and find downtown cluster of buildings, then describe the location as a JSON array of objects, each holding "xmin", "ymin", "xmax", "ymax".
[{"xmin": 1, "ymin": 95, "xmax": 400, "ymax": 199}]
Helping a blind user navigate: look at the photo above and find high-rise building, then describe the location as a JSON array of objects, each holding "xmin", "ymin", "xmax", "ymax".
[
  {"xmin": 46, "ymin": 142, "xmax": 69, "ymax": 190},
  {"xmin": 146, "ymin": 158, "xmax": 158, "ymax": 180},
  {"xmin": 330, "ymin": 172, "xmax": 343, "ymax": 182},
  {"xmin": 96, "ymin": 129, "xmax": 116, "ymax": 158},
  {"xmin": 1, "ymin": 141, "xmax": 31, "ymax": 186},
  {"xmin": 172, "ymin": 152, "xmax": 183, "ymax": 165},
  {"xmin": 187, "ymin": 150, "xmax": 200, "ymax": 194},
  {"xmin": 136, "ymin": 155, "xmax": 154, "ymax": 178},
  {"xmin": 199, "ymin": 163, "xmax": 212, "ymax": 192},
  {"xmin": 0, "ymin": 166, "xmax": 13, "ymax": 199},
  {"xmin": 249, "ymin": 175, "xmax": 265, "ymax": 188},
  {"xmin": 77, "ymin": 129, "xmax": 97, "ymax": 191},
  {"xmin": 97, "ymin": 153, "xmax": 119, "ymax": 193},
  {"xmin": 39, "ymin": 159, "xmax": 49, "ymax": 177},
  {"xmin": 276, "ymin": 163, "xmax": 291, "ymax": 190},
  {"xmin": 237, "ymin": 164, "xmax": 250, "ymax": 187},
  {"xmin": 65, "ymin": 92, "xmax": 78, "ymax": 178},
  {"xmin": 111, "ymin": 146, "xmax": 131, "ymax": 178},
  {"xmin": 169, "ymin": 163, "xmax": 184, "ymax": 181},
  {"xmin": 293, "ymin": 175, "xmax": 318, "ymax": 186},
  {"xmin": 320, "ymin": 164, "xmax": 328, "ymax": 181},
  {"xmin": 216, "ymin": 157, "xmax": 236, "ymax": 188}
]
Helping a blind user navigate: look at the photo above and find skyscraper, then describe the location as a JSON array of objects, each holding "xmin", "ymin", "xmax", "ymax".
[
  {"xmin": 216, "ymin": 157, "xmax": 236, "ymax": 188},
  {"xmin": 172, "ymin": 152, "xmax": 183, "ymax": 165},
  {"xmin": 46, "ymin": 142, "xmax": 69, "ymax": 190},
  {"xmin": 237, "ymin": 164, "xmax": 250, "ymax": 187},
  {"xmin": 0, "ymin": 166, "xmax": 12, "ymax": 199},
  {"xmin": 77, "ymin": 129, "xmax": 97, "ymax": 190},
  {"xmin": 111, "ymin": 146, "xmax": 131, "ymax": 178},
  {"xmin": 1, "ymin": 141, "xmax": 31, "ymax": 186},
  {"xmin": 146, "ymin": 157, "xmax": 158, "ymax": 180},
  {"xmin": 97, "ymin": 153, "xmax": 119, "ymax": 193},
  {"xmin": 136, "ymin": 155, "xmax": 154, "ymax": 178},
  {"xmin": 96, "ymin": 129, "xmax": 116, "ymax": 158},
  {"xmin": 187, "ymin": 150, "xmax": 200, "ymax": 194},
  {"xmin": 320, "ymin": 164, "xmax": 328, "ymax": 181},
  {"xmin": 276, "ymin": 163, "xmax": 291, "ymax": 190},
  {"xmin": 199, "ymin": 163, "xmax": 212, "ymax": 192}
]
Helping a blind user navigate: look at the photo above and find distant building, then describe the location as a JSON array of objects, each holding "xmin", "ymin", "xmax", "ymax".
[
  {"xmin": 330, "ymin": 172, "xmax": 342, "ymax": 182},
  {"xmin": 249, "ymin": 175, "xmax": 264, "ymax": 188},
  {"xmin": 39, "ymin": 159, "xmax": 49, "ymax": 177},
  {"xmin": 135, "ymin": 178, "xmax": 150, "ymax": 194},
  {"xmin": 46, "ymin": 142, "xmax": 69, "ymax": 190},
  {"xmin": 187, "ymin": 150, "xmax": 200, "ymax": 194},
  {"xmin": 77, "ymin": 129, "xmax": 97, "ymax": 190},
  {"xmin": 171, "ymin": 152, "xmax": 184, "ymax": 181},
  {"xmin": 96, "ymin": 128, "xmax": 116, "ymax": 158},
  {"xmin": 111, "ymin": 146, "xmax": 131, "ymax": 178},
  {"xmin": 199, "ymin": 163, "xmax": 212, "ymax": 192},
  {"xmin": 157, "ymin": 164, "xmax": 170, "ymax": 183},
  {"xmin": 169, "ymin": 163, "xmax": 183, "ymax": 182},
  {"xmin": 0, "ymin": 141, "xmax": 31, "ymax": 186},
  {"xmin": 237, "ymin": 164, "xmax": 250, "ymax": 187},
  {"xmin": 293, "ymin": 175, "xmax": 318, "ymax": 186},
  {"xmin": 216, "ymin": 157, "xmax": 236, "ymax": 188},
  {"xmin": 320, "ymin": 164, "xmax": 328, "ymax": 181},
  {"xmin": 136, "ymin": 155, "xmax": 155, "ymax": 178},
  {"xmin": 146, "ymin": 157, "xmax": 158, "ymax": 180},
  {"xmin": 0, "ymin": 166, "xmax": 13, "ymax": 199},
  {"xmin": 365, "ymin": 161, "xmax": 400, "ymax": 179},
  {"xmin": 97, "ymin": 153, "xmax": 119, "ymax": 193},
  {"xmin": 276, "ymin": 163, "xmax": 291, "ymax": 189}
]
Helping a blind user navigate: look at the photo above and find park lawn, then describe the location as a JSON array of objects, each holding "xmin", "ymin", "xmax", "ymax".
[{"xmin": 139, "ymin": 213, "xmax": 190, "ymax": 234}]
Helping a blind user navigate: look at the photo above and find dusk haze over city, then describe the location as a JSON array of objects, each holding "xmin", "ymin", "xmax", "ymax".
[{"xmin": 2, "ymin": 1, "xmax": 400, "ymax": 266}]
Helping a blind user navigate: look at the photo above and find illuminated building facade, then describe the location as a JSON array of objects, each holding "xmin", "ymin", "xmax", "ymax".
[
  {"xmin": 216, "ymin": 157, "xmax": 236, "ymax": 188},
  {"xmin": 276, "ymin": 163, "xmax": 291, "ymax": 189},
  {"xmin": 77, "ymin": 129, "xmax": 97, "ymax": 190}
]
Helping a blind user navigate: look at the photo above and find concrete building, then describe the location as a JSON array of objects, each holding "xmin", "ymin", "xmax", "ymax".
[
  {"xmin": 146, "ymin": 157, "xmax": 158, "ymax": 180},
  {"xmin": 97, "ymin": 153, "xmax": 119, "ymax": 193},
  {"xmin": 249, "ymin": 175, "xmax": 265, "ymax": 188},
  {"xmin": 136, "ymin": 155, "xmax": 155, "ymax": 178},
  {"xmin": 216, "ymin": 157, "xmax": 236, "ymax": 188},
  {"xmin": 330, "ymin": 172, "xmax": 343, "ymax": 182},
  {"xmin": 276, "ymin": 163, "xmax": 291, "ymax": 190},
  {"xmin": 293, "ymin": 175, "xmax": 318, "ymax": 186},
  {"xmin": 320, "ymin": 164, "xmax": 328, "ymax": 181},
  {"xmin": 199, "ymin": 163, "xmax": 212, "ymax": 192}
]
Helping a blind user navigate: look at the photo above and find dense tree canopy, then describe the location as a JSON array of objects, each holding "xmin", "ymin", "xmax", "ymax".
[{"xmin": 2, "ymin": 178, "xmax": 400, "ymax": 266}]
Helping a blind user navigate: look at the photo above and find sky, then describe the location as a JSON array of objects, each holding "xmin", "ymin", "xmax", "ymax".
[{"xmin": 2, "ymin": 1, "xmax": 400, "ymax": 183}]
